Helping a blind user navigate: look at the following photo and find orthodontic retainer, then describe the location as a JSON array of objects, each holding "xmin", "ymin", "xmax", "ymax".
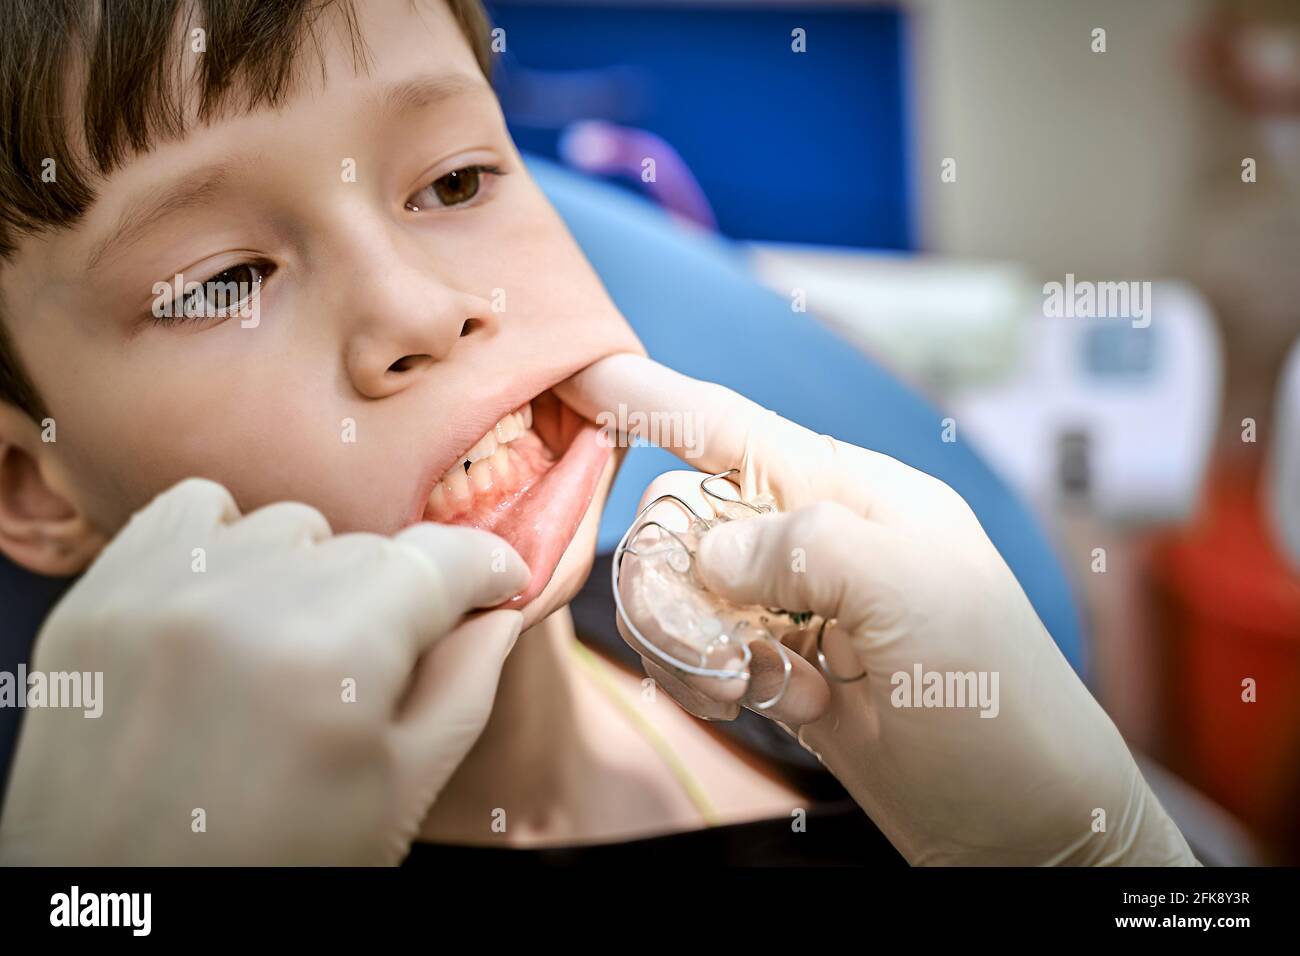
[{"xmin": 611, "ymin": 470, "xmax": 865, "ymax": 713}]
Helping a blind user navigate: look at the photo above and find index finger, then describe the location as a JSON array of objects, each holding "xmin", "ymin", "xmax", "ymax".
[
  {"xmin": 555, "ymin": 353, "xmax": 760, "ymax": 474},
  {"xmin": 556, "ymin": 354, "xmax": 858, "ymax": 513},
  {"xmin": 559, "ymin": 354, "xmax": 961, "ymax": 526}
]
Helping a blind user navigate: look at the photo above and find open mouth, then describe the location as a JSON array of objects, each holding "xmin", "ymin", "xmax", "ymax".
[{"xmin": 420, "ymin": 388, "xmax": 611, "ymax": 608}]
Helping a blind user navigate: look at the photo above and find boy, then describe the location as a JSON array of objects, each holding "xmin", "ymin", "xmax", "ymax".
[{"xmin": 0, "ymin": 0, "xmax": 812, "ymax": 860}]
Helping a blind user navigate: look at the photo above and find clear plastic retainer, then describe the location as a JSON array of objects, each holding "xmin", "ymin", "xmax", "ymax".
[{"xmin": 611, "ymin": 469, "xmax": 799, "ymax": 711}]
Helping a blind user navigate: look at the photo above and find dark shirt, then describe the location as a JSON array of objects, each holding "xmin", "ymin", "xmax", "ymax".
[
  {"xmin": 405, "ymin": 797, "xmax": 902, "ymax": 866},
  {"xmin": 0, "ymin": 558, "xmax": 73, "ymax": 813}
]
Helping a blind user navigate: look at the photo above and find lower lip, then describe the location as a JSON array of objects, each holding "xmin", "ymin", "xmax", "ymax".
[{"xmin": 423, "ymin": 412, "xmax": 611, "ymax": 609}]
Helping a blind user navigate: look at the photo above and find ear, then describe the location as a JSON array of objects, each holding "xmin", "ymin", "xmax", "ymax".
[{"xmin": 0, "ymin": 404, "xmax": 106, "ymax": 576}]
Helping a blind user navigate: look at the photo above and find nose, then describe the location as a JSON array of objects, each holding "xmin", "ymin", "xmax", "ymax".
[{"xmin": 340, "ymin": 249, "xmax": 495, "ymax": 400}]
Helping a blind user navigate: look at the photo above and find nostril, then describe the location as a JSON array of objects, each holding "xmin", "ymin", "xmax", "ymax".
[
  {"xmin": 460, "ymin": 317, "xmax": 483, "ymax": 338},
  {"xmin": 388, "ymin": 354, "xmax": 429, "ymax": 374}
]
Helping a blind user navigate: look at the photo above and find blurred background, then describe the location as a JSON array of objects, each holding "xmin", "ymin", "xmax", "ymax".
[{"xmin": 483, "ymin": 0, "xmax": 1299, "ymax": 863}]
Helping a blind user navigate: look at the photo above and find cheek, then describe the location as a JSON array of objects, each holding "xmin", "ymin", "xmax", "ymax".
[
  {"xmin": 479, "ymin": 186, "xmax": 641, "ymax": 351},
  {"xmin": 43, "ymin": 353, "xmax": 414, "ymax": 535}
]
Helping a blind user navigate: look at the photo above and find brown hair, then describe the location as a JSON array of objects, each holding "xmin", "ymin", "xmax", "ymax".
[{"xmin": 0, "ymin": 0, "xmax": 492, "ymax": 421}]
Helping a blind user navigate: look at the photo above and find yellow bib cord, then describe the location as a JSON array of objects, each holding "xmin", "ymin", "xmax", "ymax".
[{"xmin": 569, "ymin": 638, "xmax": 721, "ymax": 828}]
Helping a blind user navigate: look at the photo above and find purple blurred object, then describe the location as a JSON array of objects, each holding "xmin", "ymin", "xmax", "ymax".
[{"xmin": 558, "ymin": 120, "xmax": 717, "ymax": 232}]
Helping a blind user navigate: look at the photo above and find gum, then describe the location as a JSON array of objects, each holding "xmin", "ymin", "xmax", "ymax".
[{"xmin": 426, "ymin": 428, "xmax": 556, "ymax": 523}]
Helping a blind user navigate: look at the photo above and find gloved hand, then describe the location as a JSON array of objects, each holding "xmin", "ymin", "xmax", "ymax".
[
  {"xmin": 560, "ymin": 354, "xmax": 1197, "ymax": 866},
  {"xmin": 0, "ymin": 478, "xmax": 527, "ymax": 865}
]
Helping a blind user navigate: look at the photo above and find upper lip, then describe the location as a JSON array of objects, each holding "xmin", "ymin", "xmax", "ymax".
[{"xmin": 404, "ymin": 353, "xmax": 603, "ymax": 527}]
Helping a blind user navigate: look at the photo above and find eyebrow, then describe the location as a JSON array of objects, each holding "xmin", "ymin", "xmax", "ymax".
[
  {"xmin": 371, "ymin": 72, "xmax": 489, "ymax": 118},
  {"xmin": 86, "ymin": 159, "xmax": 252, "ymax": 272}
]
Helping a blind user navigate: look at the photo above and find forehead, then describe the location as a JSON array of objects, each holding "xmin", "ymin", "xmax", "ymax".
[
  {"xmin": 3, "ymin": 0, "xmax": 492, "ymax": 304},
  {"xmin": 152, "ymin": 0, "xmax": 489, "ymax": 172},
  {"xmin": 19, "ymin": 0, "xmax": 483, "ymax": 236},
  {"xmin": 179, "ymin": 0, "xmax": 488, "ymax": 139},
  {"xmin": 309, "ymin": 0, "xmax": 485, "ymax": 103}
]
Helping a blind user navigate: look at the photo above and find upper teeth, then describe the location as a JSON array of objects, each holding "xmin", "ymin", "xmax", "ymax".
[{"xmin": 459, "ymin": 402, "xmax": 533, "ymax": 468}]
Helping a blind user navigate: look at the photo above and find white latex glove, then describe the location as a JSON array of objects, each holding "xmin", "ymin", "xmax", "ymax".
[
  {"xmin": 560, "ymin": 354, "xmax": 1197, "ymax": 867},
  {"xmin": 0, "ymin": 478, "xmax": 527, "ymax": 865}
]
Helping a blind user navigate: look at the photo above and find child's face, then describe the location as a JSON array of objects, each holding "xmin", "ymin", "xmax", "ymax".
[{"xmin": 1, "ymin": 0, "xmax": 642, "ymax": 620}]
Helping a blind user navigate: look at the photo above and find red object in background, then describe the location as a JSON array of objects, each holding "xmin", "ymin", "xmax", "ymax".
[
  {"xmin": 1186, "ymin": 11, "xmax": 1300, "ymax": 116},
  {"xmin": 1149, "ymin": 459, "xmax": 1300, "ymax": 860}
]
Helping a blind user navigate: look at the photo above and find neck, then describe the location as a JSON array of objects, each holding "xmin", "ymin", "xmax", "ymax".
[
  {"xmin": 418, "ymin": 607, "xmax": 591, "ymax": 843},
  {"xmin": 417, "ymin": 604, "xmax": 811, "ymax": 847}
]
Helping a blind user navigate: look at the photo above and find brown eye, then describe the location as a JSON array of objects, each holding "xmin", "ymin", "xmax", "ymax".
[
  {"xmin": 181, "ymin": 262, "xmax": 268, "ymax": 318},
  {"xmin": 406, "ymin": 165, "xmax": 500, "ymax": 211},
  {"xmin": 432, "ymin": 167, "xmax": 480, "ymax": 205}
]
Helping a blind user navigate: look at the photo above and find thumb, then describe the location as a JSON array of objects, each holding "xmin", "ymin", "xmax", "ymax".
[{"xmin": 694, "ymin": 502, "xmax": 898, "ymax": 643}]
